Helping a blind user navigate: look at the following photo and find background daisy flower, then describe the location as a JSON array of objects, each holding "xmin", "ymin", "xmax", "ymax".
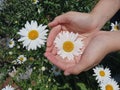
[
  {"xmin": 99, "ymin": 78, "xmax": 120, "ymax": 90},
  {"xmin": 32, "ymin": 0, "xmax": 39, "ymax": 4},
  {"xmin": 8, "ymin": 39, "xmax": 15, "ymax": 48},
  {"xmin": 17, "ymin": 55, "xmax": 27, "ymax": 64},
  {"xmin": 93, "ymin": 66, "xmax": 111, "ymax": 83},
  {"xmin": 18, "ymin": 20, "xmax": 48, "ymax": 51},
  {"xmin": 54, "ymin": 31, "xmax": 84, "ymax": 60},
  {"xmin": 18, "ymin": 68, "xmax": 33, "ymax": 80},
  {"xmin": 2, "ymin": 85, "xmax": 15, "ymax": 90},
  {"xmin": 8, "ymin": 66, "xmax": 17, "ymax": 77},
  {"xmin": 111, "ymin": 21, "xmax": 120, "ymax": 31}
]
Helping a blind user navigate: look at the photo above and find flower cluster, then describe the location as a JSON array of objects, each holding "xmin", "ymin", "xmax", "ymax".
[{"xmin": 93, "ymin": 65, "xmax": 120, "ymax": 90}]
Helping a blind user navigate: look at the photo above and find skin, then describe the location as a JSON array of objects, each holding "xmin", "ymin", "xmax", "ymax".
[{"xmin": 44, "ymin": 0, "xmax": 120, "ymax": 75}]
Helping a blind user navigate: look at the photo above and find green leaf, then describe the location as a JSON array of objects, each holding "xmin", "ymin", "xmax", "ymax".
[{"xmin": 77, "ymin": 82, "xmax": 87, "ymax": 90}]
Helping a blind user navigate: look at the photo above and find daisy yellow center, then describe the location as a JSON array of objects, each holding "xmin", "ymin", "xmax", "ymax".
[
  {"xmin": 28, "ymin": 30, "xmax": 39, "ymax": 40},
  {"xmin": 114, "ymin": 25, "xmax": 119, "ymax": 30},
  {"xmin": 19, "ymin": 57, "xmax": 24, "ymax": 61},
  {"xmin": 9, "ymin": 41, "xmax": 13, "ymax": 45},
  {"xmin": 105, "ymin": 84, "xmax": 113, "ymax": 90},
  {"xmin": 63, "ymin": 41, "xmax": 74, "ymax": 52},
  {"xmin": 99, "ymin": 70, "xmax": 105, "ymax": 77},
  {"xmin": 33, "ymin": 0, "xmax": 37, "ymax": 3}
]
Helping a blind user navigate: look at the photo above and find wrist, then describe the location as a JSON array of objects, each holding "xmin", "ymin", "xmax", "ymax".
[
  {"xmin": 93, "ymin": 31, "xmax": 120, "ymax": 55},
  {"xmin": 107, "ymin": 31, "xmax": 120, "ymax": 52},
  {"xmin": 90, "ymin": 11, "xmax": 106, "ymax": 30}
]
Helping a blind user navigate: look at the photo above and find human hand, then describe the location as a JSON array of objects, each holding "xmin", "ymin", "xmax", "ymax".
[
  {"xmin": 45, "ymin": 11, "xmax": 99, "ymax": 72},
  {"xmin": 46, "ymin": 11, "xmax": 99, "ymax": 53},
  {"xmin": 45, "ymin": 31, "xmax": 92, "ymax": 70},
  {"xmin": 48, "ymin": 11, "xmax": 98, "ymax": 33},
  {"xmin": 45, "ymin": 31, "xmax": 120, "ymax": 75},
  {"xmin": 44, "ymin": 27, "xmax": 97, "ymax": 71},
  {"xmin": 63, "ymin": 31, "xmax": 120, "ymax": 75}
]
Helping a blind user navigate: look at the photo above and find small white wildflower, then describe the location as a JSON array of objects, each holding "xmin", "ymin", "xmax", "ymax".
[
  {"xmin": 111, "ymin": 21, "xmax": 120, "ymax": 31},
  {"xmin": 38, "ymin": 8, "xmax": 41, "ymax": 14},
  {"xmin": 48, "ymin": 78, "xmax": 51, "ymax": 82},
  {"xmin": 17, "ymin": 55, "xmax": 27, "ymax": 64},
  {"xmin": 28, "ymin": 87, "xmax": 32, "ymax": 90},
  {"xmin": 8, "ymin": 66, "xmax": 17, "ymax": 77},
  {"xmin": 17, "ymin": 45, "xmax": 20, "ymax": 49},
  {"xmin": 8, "ymin": 51, "xmax": 13, "ymax": 55},
  {"xmin": 2, "ymin": 85, "xmax": 15, "ymax": 90},
  {"xmin": 32, "ymin": 0, "xmax": 39, "ymax": 4},
  {"xmin": 8, "ymin": 39, "xmax": 15, "ymax": 48},
  {"xmin": 41, "ymin": 66, "xmax": 46, "ymax": 71}
]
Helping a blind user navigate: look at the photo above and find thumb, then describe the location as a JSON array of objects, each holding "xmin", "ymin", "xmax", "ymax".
[
  {"xmin": 64, "ymin": 61, "xmax": 88, "ymax": 76},
  {"xmin": 47, "ymin": 25, "xmax": 61, "ymax": 47}
]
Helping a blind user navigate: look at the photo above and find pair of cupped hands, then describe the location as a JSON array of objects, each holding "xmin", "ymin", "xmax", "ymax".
[{"xmin": 44, "ymin": 11, "xmax": 115, "ymax": 76}]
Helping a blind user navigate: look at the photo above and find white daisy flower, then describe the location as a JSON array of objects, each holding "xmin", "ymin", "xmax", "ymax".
[
  {"xmin": 99, "ymin": 78, "xmax": 120, "ymax": 90},
  {"xmin": 8, "ymin": 66, "xmax": 17, "ymax": 77},
  {"xmin": 2, "ymin": 85, "xmax": 15, "ymax": 90},
  {"xmin": 32, "ymin": 0, "xmax": 39, "ymax": 4},
  {"xmin": 18, "ymin": 20, "xmax": 48, "ymax": 51},
  {"xmin": 93, "ymin": 66, "xmax": 111, "ymax": 83},
  {"xmin": 17, "ymin": 55, "xmax": 27, "ymax": 64},
  {"xmin": 54, "ymin": 31, "xmax": 84, "ymax": 60},
  {"xmin": 111, "ymin": 21, "xmax": 120, "ymax": 31},
  {"xmin": 8, "ymin": 39, "xmax": 15, "ymax": 48}
]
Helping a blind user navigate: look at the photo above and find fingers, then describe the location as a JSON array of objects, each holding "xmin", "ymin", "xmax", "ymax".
[
  {"xmin": 46, "ymin": 25, "xmax": 61, "ymax": 47},
  {"xmin": 44, "ymin": 52, "xmax": 66, "ymax": 70},
  {"xmin": 46, "ymin": 44, "xmax": 54, "ymax": 52},
  {"xmin": 44, "ymin": 52, "xmax": 75, "ymax": 70},
  {"xmin": 51, "ymin": 46, "xmax": 57, "ymax": 55},
  {"xmin": 64, "ymin": 60, "xmax": 90, "ymax": 75},
  {"xmin": 48, "ymin": 13, "xmax": 69, "ymax": 28}
]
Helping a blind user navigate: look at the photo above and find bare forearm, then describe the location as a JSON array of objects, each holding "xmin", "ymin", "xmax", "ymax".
[{"xmin": 91, "ymin": 0, "xmax": 120, "ymax": 29}]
